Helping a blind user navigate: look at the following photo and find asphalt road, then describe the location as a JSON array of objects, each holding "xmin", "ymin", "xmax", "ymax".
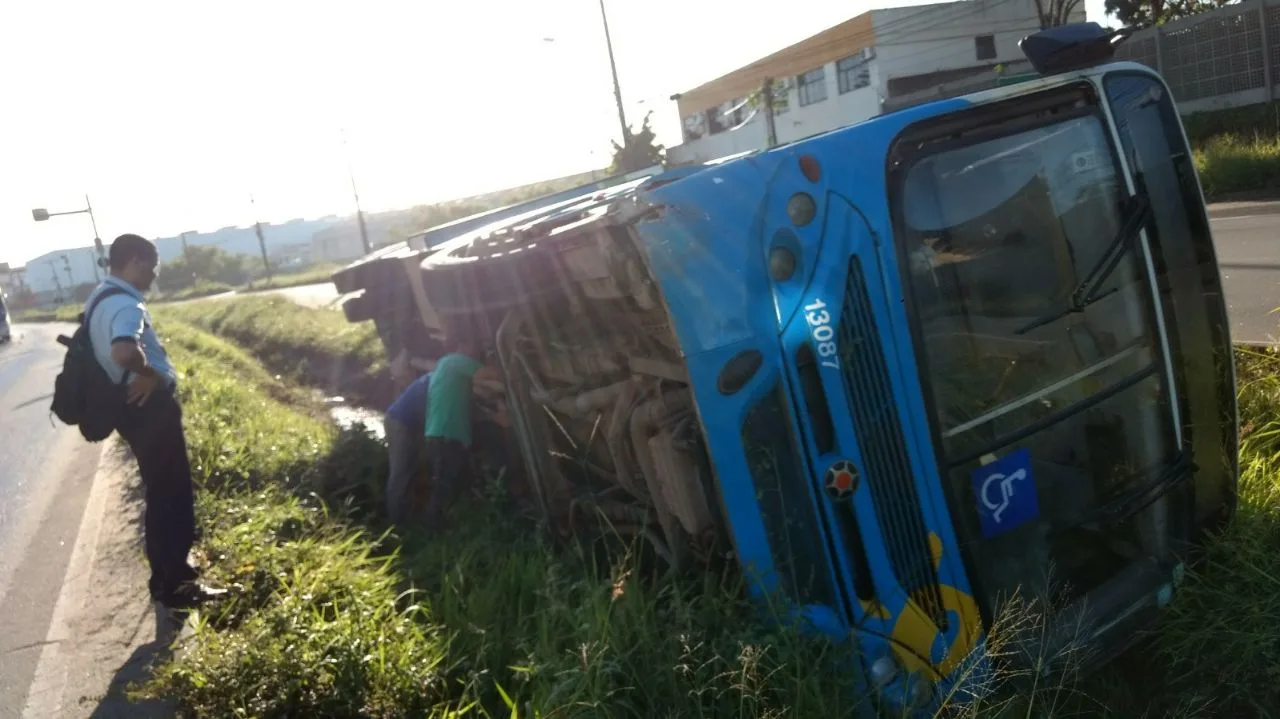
[
  {"xmin": 176, "ymin": 281, "xmax": 350, "ymax": 310},
  {"xmin": 0, "ymin": 323, "xmax": 102, "ymax": 718},
  {"xmin": 1211, "ymin": 201, "xmax": 1280, "ymax": 344}
]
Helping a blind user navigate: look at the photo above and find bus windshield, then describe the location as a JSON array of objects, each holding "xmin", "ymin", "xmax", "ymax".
[{"xmin": 896, "ymin": 110, "xmax": 1180, "ymax": 606}]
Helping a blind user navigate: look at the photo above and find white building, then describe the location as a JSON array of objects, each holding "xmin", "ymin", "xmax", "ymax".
[
  {"xmin": 23, "ymin": 247, "xmax": 105, "ymax": 297},
  {"xmin": 667, "ymin": 0, "xmax": 1081, "ymax": 165}
]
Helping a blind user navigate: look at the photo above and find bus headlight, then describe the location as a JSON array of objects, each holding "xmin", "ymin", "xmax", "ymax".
[
  {"xmin": 869, "ymin": 655, "xmax": 899, "ymax": 688},
  {"xmin": 768, "ymin": 246, "xmax": 797, "ymax": 281}
]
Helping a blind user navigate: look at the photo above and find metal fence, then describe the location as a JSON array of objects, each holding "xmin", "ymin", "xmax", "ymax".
[{"xmin": 1115, "ymin": 0, "xmax": 1280, "ymax": 113}]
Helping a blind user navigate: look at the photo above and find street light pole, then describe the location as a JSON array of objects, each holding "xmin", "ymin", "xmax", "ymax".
[
  {"xmin": 31, "ymin": 195, "xmax": 105, "ymax": 280},
  {"xmin": 341, "ymin": 129, "xmax": 372, "ymax": 255},
  {"xmin": 597, "ymin": 0, "xmax": 630, "ymax": 144}
]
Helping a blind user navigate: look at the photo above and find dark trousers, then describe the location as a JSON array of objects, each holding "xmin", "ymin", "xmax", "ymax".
[
  {"xmin": 423, "ymin": 437, "xmax": 469, "ymax": 529},
  {"xmin": 115, "ymin": 388, "xmax": 198, "ymax": 600}
]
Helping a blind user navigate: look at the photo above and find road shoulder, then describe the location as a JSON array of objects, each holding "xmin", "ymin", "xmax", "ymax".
[{"xmin": 21, "ymin": 436, "xmax": 177, "ymax": 719}]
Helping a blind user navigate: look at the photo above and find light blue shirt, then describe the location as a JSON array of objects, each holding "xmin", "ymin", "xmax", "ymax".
[{"xmin": 84, "ymin": 276, "xmax": 177, "ymax": 387}]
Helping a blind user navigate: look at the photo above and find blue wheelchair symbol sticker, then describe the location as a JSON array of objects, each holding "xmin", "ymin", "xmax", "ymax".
[{"xmin": 971, "ymin": 449, "xmax": 1039, "ymax": 538}]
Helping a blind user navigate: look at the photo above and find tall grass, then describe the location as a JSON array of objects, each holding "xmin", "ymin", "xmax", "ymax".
[{"xmin": 1192, "ymin": 134, "xmax": 1280, "ymax": 200}]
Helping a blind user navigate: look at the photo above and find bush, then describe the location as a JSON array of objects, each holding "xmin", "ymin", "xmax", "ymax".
[
  {"xmin": 1183, "ymin": 101, "xmax": 1280, "ymax": 148},
  {"xmin": 1193, "ymin": 134, "xmax": 1280, "ymax": 199},
  {"xmin": 157, "ymin": 246, "xmax": 253, "ymax": 294}
]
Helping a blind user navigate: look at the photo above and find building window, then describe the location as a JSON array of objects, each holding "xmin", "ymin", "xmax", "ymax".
[
  {"xmin": 837, "ymin": 49, "xmax": 874, "ymax": 94},
  {"xmin": 707, "ymin": 106, "xmax": 729, "ymax": 135},
  {"xmin": 975, "ymin": 34, "xmax": 997, "ymax": 61},
  {"xmin": 682, "ymin": 112, "xmax": 707, "ymax": 142},
  {"xmin": 797, "ymin": 67, "xmax": 827, "ymax": 107},
  {"xmin": 726, "ymin": 97, "xmax": 748, "ymax": 128}
]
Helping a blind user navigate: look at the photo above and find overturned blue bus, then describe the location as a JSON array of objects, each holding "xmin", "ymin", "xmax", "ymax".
[{"xmin": 334, "ymin": 23, "xmax": 1237, "ymax": 714}]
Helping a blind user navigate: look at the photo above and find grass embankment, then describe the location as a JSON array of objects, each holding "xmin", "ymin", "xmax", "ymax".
[
  {"xmin": 143, "ymin": 318, "xmax": 867, "ymax": 717},
  {"xmin": 245, "ymin": 263, "xmax": 343, "ymax": 291},
  {"xmin": 155, "ymin": 280, "xmax": 236, "ymax": 303},
  {"xmin": 155, "ymin": 296, "xmax": 389, "ymax": 407},
  {"xmin": 142, "ymin": 299, "xmax": 1280, "ymax": 716},
  {"xmin": 13, "ymin": 304, "xmax": 80, "ymax": 323}
]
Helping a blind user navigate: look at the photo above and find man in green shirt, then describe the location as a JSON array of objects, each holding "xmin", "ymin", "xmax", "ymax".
[{"xmin": 422, "ymin": 336, "xmax": 493, "ymax": 530}]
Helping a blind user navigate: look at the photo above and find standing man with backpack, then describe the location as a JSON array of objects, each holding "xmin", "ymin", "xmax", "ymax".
[{"xmin": 80, "ymin": 234, "xmax": 223, "ymax": 611}]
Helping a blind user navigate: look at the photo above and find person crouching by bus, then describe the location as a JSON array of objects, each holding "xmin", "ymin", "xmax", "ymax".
[
  {"xmin": 384, "ymin": 370, "xmax": 432, "ymax": 525},
  {"xmin": 421, "ymin": 335, "xmax": 497, "ymax": 532}
]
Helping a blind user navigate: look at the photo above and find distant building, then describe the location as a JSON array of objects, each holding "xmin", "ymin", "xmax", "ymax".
[
  {"xmin": 666, "ymin": 0, "xmax": 1077, "ymax": 164},
  {"xmin": 22, "ymin": 247, "xmax": 105, "ymax": 298},
  {"xmin": 310, "ymin": 220, "xmax": 392, "ymax": 264}
]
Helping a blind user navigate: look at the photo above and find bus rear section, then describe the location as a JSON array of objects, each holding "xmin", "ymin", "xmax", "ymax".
[{"xmin": 632, "ymin": 60, "xmax": 1236, "ymax": 712}]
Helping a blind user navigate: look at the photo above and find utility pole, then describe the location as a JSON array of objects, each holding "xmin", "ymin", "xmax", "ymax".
[
  {"xmin": 85, "ymin": 194, "xmax": 105, "ymax": 277},
  {"xmin": 597, "ymin": 0, "xmax": 630, "ymax": 144},
  {"xmin": 60, "ymin": 253, "xmax": 74, "ymax": 290},
  {"xmin": 49, "ymin": 263, "xmax": 64, "ymax": 304},
  {"xmin": 180, "ymin": 231, "xmax": 196, "ymax": 285},
  {"xmin": 341, "ymin": 129, "xmax": 372, "ymax": 255},
  {"xmin": 250, "ymin": 195, "xmax": 272, "ymax": 282},
  {"xmin": 762, "ymin": 77, "xmax": 779, "ymax": 148}
]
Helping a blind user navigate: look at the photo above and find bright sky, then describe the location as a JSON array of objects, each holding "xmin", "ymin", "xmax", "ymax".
[{"xmin": 0, "ymin": 0, "xmax": 1110, "ymax": 267}]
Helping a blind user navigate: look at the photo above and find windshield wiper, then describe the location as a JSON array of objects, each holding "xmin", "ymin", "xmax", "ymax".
[{"xmin": 1015, "ymin": 192, "xmax": 1153, "ymax": 335}]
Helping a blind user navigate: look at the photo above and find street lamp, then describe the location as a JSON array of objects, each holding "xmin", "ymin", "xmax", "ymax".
[
  {"xmin": 544, "ymin": 0, "xmax": 631, "ymax": 145},
  {"xmin": 31, "ymin": 194, "xmax": 106, "ymax": 277}
]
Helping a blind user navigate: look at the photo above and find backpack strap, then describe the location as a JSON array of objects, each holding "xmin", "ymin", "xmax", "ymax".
[{"xmin": 81, "ymin": 287, "xmax": 130, "ymax": 328}]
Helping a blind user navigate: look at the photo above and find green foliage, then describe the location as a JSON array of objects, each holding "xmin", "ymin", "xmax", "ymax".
[
  {"xmin": 157, "ymin": 245, "xmax": 252, "ymax": 294},
  {"xmin": 609, "ymin": 112, "xmax": 665, "ymax": 175},
  {"xmin": 1183, "ymin": 101, "xmax": 1280, "ymax": 147},
  {"xmin": 1104, "ymin": 0, "xmax": 1233, "ymax": 27},
  {"xmin": 1193, "ymin": 134, "xmax": 1280, "ymax": 199}
]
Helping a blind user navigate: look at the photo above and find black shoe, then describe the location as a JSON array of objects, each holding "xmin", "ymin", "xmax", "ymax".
[{"xmin": 157, "ymin": 581, "xmax": 229, "ymax": 611}]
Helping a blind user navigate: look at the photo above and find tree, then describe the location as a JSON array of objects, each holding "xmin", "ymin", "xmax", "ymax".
[
  {"xmin": 1104, "ymin": 0, "xmax": 1231, "ymax": 27},
  {"xmin": 156, "ymin": 245, "xmax": 252, "ymax": 293},
  {"xmin": 1033, "ymin": 0, "xmax": 1084, "ymax": 28},
  {"xmin": 609, "ymin": 112, "xmax": 665, "ymax": 174}
]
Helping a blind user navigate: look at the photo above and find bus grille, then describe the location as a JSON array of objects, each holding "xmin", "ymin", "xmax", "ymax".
[
  {"xmin": 742, "ymin": 385, "xmax": 839, "ymax": 608},
  {"xmin": 838, "ymin": 256, "xmax": 947, "ymax": 630}
]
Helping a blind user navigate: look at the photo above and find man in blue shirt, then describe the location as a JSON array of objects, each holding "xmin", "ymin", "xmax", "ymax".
[
  {"xmin": 384, "ymin": 370, "xmax": 431, "ymax": 524},
  {"xmin": 84, "ymin": 234, "xmax": 223, "ymax": 611}
]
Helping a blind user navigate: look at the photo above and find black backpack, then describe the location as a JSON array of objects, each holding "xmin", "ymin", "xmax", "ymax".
[{"xmin": 51, "ymin": 288, "xmax": 130, "ymax": 442}]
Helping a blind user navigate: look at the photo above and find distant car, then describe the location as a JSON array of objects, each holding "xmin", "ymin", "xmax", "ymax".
[{"xmin": 0, "ymin": 295, "xmax": 10, "ymax": 343}]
